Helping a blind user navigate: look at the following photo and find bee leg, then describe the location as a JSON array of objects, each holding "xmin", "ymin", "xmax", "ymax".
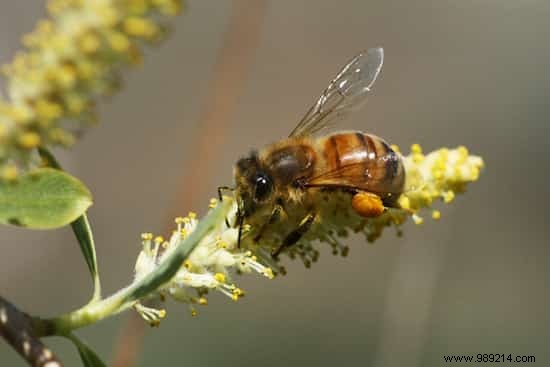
[
  {"xmin": 217, "ymin": 186, "xmax": 234, "ymax": 227},
  {"xmin": 254, "ymin": 204, "xmax": 283, "ymax": 243},
  {"xmin": 237, "ymin": 211, "xmax": 244, "ymax": 248},
  {"xmin": 272, "ymin": 212, "xmax": 315, "ymax": 258},
  {"xmin": 217, "ymin": 186, "xmax": 234, "ymax": 201},
  {"xmin": 351, "ymin": 191, "xmax": 385, "ymax": 218}
]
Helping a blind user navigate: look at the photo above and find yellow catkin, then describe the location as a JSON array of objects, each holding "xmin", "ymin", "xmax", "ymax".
[{"xmin": 0, "ymin": 0, "xmax": 184, "ymax": 180}]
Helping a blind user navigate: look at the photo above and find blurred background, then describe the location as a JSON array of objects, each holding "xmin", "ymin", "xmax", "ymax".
[{"xmin": 1, "ymin": 1, "xmax": 549, "ymax": 366}]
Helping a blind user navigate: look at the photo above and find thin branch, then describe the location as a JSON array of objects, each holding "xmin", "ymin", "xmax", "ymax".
[{"xmin": 0, "ymin": 295, "xmax": 63, "ymax": 367}]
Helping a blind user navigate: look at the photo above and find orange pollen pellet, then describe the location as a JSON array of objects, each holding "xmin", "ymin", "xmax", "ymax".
[{"xmin": 351, "ymin": 192, "xmax": 384, "ymax": 218}]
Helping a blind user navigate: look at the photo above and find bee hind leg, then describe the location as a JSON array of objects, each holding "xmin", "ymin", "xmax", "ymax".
[
  {"xmin": 351, "ymin": 191, "xmax": 385, "ymax": 218},
  {"xmin": 272, "ymin": 212, "xmax": 315, "ymax": 258}
]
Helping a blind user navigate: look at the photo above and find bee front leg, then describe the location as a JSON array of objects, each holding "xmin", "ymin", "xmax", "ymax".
[
  {"xmin": 254, "ymin": 204, "xmax": 283, "ymax": 243},
  {"xmin": 272, "ymin": 212, "xmax": 315, "ymax": 258},
  {"xmin": 217, "ymin": 186, "xmax": 235, "ymax": 201},
  {"xmin": 217, "ymin": 186, "xmax": 235, "ymax": 227}
]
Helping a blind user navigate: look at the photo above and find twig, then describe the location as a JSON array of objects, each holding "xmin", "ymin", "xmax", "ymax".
[{"xmin": 0, "ymin": 295, "xmax": 63, "ymax": 367}]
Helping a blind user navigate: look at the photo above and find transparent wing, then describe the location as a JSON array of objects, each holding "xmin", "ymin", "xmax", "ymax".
[
  {"xmin": 303, "ymin": 160, "xmax": 394, "ymax": 196},
  {"xmin": 289, "ymin": 47, "xmax": 384, "ymax": 138}
]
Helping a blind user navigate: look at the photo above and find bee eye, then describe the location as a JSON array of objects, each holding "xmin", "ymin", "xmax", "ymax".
[{"xmin": 254, "ymin": 173, "xmax": 273, "ymax": 201}]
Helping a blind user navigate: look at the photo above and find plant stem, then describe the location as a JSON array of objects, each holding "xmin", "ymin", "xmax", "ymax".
[{"xmin": 33, "ymin": 201, "xmax": 228, "ymax": 336}]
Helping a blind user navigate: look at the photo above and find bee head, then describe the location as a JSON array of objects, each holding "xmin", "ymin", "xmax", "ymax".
[{"xmin": 234, "ymin": 151, "xmax": 275, "ymax": 216}]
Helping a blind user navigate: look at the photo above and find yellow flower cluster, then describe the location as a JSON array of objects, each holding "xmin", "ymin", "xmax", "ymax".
[
  {"xmin": 0, "ymin": 0, "xmax": 182, "ymax": 181},
  {"xmin": 366, "ymin": 144, "xmax": 484, "ymax": 241},
  {"xmin": 133, "ymin": 145, "xmax": 484, "ymax": 322},
  {"xmin": 245, "ymin": 144, "xmax": 484, "ymax": 268}
]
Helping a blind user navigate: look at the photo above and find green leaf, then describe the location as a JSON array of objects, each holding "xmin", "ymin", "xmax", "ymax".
[
  {"xmin": 68, "ymin": 333, "xmax": 107, "ymax": 367},
  {"xmin": 0, "ymin": 167, "xmax": 92, "ymax": 229},
  {"xmin": 38, "ymin": 148, "xmax": 101, "ymax": 300},
  {"xmin": 72, "ymin": 215, "xmax": 101, "ymax": 300}
]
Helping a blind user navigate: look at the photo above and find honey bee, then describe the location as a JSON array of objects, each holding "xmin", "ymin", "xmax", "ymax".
[{"xmin": 220, "ymin": 48, "xmax": 405, "ymax": 257}]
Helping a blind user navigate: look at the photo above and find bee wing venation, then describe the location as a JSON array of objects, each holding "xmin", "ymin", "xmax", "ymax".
[
  {"xmin": 303, "ymin": 160, "xmax": 392, "ymax": 196},
  {"xmin": 289, "ymin": 47, "xmax": 384, "ymax": 138}
]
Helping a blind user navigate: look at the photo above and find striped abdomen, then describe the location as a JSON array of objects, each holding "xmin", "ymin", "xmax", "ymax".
[{"xmin": 314, "ymin": 131, "xmax": 405, "ymax": 205}]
